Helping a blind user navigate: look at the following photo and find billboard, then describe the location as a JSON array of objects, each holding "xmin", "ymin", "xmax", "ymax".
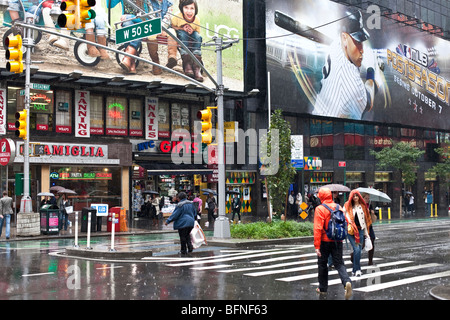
[
  {"xmin": 1, "ymin": 0, "xmax": 243, "ymax": 91},
  {"xmin": 266, "ymin": 0, "xmax": 449, "ymax": 131}
]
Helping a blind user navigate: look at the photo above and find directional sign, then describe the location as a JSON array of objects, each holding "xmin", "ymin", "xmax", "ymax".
[{"xmin": 115, "ymin": 18, "xmax": 162, "ymax": 45}]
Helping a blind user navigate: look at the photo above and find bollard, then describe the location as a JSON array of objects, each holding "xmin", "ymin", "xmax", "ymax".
[
  {"xmin": 388, "ymin": 207, "xmax": 391, "ymax": 220},
  {"xmin": 378, "ymin": 208, "xmax": 382, "ymax": 221},
  {"xmin": 74, "ymin": 211, "xmax": 79, "ymax": 248},
  {"xmin": 86, "ymin": 211, "xmax": 92, "ymax": 250},
  {"xmin": 110, "ymin": 214, "xmax": 116, "ymax": 252},
  {"xmin": 430, "ymin": 204, "xmax": 434, "ymax": 217},
  {"xmin": 435, "ymin": 204, "xmax": 438, "ymax": 217}
]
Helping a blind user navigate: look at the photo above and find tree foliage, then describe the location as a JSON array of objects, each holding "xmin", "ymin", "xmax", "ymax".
[
  {"xmin": 428, "ymin": 146, "xmax": 450, "ymax": 188},
  {"xmin": 260, "ymin": 109, "xmax": 296, "ymax": 217},
  {"xmin": 370, "ymin": 140, "xmax": 425, "ymax": 187}
]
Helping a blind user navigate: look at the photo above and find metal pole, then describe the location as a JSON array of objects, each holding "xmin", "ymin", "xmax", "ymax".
[
  {"xmin": 212, "ymin": 36, "xmax": 230, "ymax": 238},
  {"xmin": 73, "ymin": 211, "xmax": 79, "ymax": 248},
  {"xmin": 86, "ymin": 211, "xmax": 92, "ymax": 249},
  {"xmin": 20, "ymin": 18, "xmax": 33, "ymax": 213},
  {"xmin": 110, "ymin": 213, "xmax": 116, "ymax": 252}
]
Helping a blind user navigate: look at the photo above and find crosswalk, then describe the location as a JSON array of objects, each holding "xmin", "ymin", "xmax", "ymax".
[{"xmin": 165, "ymin": 245, "xmax": 450, "ymax": 295}]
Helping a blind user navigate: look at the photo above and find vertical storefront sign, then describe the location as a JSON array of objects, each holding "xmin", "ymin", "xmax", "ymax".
[
  {"xmin": 75, "ymin": 90, "xmax": 90, "ymax": 138},
  {"xmin": 145, "ymin": 97, "xmax": 158, "ymax": 140},
  {"xmin": 0, "ymin": 89, "xmax": 5, "ymax": 135}
]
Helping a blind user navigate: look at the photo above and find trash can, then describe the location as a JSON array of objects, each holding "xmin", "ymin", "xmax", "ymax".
[
  {"xmin": 81, "ymin": 207, "xmax": 97, "ymax": 232},
  {"xmin": 107, "ymin": 207, "xmax": 120, "ymax": 232},
  {"xmin": 108, "ymin": 207, "xmax": 128, "ymax": 232},
  {"xmin": 40, "ymin": 204, "xmax": 60, "ymax": 235}
]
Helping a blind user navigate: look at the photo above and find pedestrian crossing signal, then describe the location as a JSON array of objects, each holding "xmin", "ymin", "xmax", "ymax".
[{"xmin": 4, "ymin": 34, "xmax": 23, "ymax": 73}]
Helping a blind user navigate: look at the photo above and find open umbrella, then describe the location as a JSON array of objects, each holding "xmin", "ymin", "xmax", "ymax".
[
  {"xmin": 320, "ymin": 184, "xmax": 351, "ymax": 192},
  {"xmin": 57, "ymin": 188, "xmax": 77, "ymax": 195},
  {"xmin": 142, "ymin": 190, "xmax": 159, "ymax": 195},
  {"xmin": 201, "ymin": 188, "xmax": 217, "ymax": 195},
  {"xmin": 357, "ymin": 187, "xmax": 391, "ymax": 203},
  {"xmin": 37, "ymin": 192, "xmax": 54, "ymax": 197},
  {"xmin": 50, "ymin": 186, "xmax": 65, "ymax": 192}
]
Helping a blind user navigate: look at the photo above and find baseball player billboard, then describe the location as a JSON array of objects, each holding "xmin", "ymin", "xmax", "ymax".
[{"xmin": 266, "ymin": 0, "xmax": 449, "ymax": 131}]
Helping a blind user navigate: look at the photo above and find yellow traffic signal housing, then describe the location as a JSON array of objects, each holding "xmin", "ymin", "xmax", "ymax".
[
  {"xmin": 57, "ymin": 0, "xmax": 79, "ymax": 29},
  {"xmin": 4, "ymin": 34, "xmax": 23, "ymax": 73},
  {"xmin": 15, "ymin": 110, "xmax": 27, "ymax": 139},
  {"xmin": 197, "ymin": 107, "xmax": 214, "ymax": 144},
  {"xmin": 79, "ymin": 0, "xmax": 96, "ymax": 27}
]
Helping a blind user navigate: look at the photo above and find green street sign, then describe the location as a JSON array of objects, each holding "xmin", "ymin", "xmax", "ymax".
[{"xmin": 115, "ymin": 18, "xmax": 162, "ymax": 45}]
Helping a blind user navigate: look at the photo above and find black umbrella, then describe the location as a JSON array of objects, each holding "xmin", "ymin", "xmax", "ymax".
[
  {"xmin": 226, "ymin": 190, "xmax": 240, "ymax": 195},
  {"xmin": 201, "ymin": 188, "xmax": 217, "ymax": 195},
  {"xmin": 142, "ymin": 190, "xmax": 159, "ymax": 195}
]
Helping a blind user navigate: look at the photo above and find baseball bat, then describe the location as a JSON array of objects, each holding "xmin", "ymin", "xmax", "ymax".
[{"xmin": 274, "ymin": 11, "xmax": 333, "ymax": 45}]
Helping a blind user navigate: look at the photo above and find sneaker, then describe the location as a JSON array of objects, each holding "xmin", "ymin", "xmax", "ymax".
[
  {"xmin": 344, "ymin": 282, "xmax": 352, "ymax": 300},
  {"xmin": 355, "ymin": 270, "xmax": 362, "ymax": 277}
]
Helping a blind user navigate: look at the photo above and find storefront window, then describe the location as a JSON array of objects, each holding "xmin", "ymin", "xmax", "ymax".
[
  {"xmin": 158, "ymin": 101, "xmax": 170, "ymax": 138},
  {"xmin": 8, "ymin": 87, "xmax": 54, "ymax": 132},
  {"xmin": 90, "ymin": 94, "xmax": 104, "ymax": 135},
  {"xmin": 106, "ymin": 96, "xmax": 128, "ymax": 135},
  {"xmin": 55, "ymin": 90, "xmax": 72, "ymax": 134},
  {"xmin": 129, "ymin": 98, "xmax": 143, "ymax": 137},
  {"xmin": 49, "ymin": 166, "xmax": 121, "ymax": 210}
]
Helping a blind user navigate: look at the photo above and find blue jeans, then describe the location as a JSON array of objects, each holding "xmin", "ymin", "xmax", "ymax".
[
  {"xmin": 347, "ymin": 228, "xmax": 365, "ymax": 274},
  {"xmin": 0, "ymin": 214, "xmax": 11, "ymax": 238},
  {"xmin": 121, "ymin": 14, "xmax": 142, "ymax": 50},
  {"xmin": 176, "ymin": 30, "xmax": 202, "ymax": 56}
]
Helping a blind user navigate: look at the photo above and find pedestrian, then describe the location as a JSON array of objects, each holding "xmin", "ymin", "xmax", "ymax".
[
  {"xmin": 0, "ymin": 191, "xmax": 14, "ymax": 240},
  {"xmin": 192, "ymin": 193, "xmax": 202, "ymax": 223},
  {"xmin": 361, "ymin": 193, "xmax": 376, "ymax": 266},
  {"xmin": 344, "ymin": 189, "xmax": 372, "ymax": 276},
  {"xmin": 165, "ymin": 192, "xmax": 196, "ymax": 256},
  {"xmin": 231, "ymin": 193, "xmax": 241, "ymax": 224},
  {"xmin": 57, "ymin": 193, "xmax": 69, "ymax": 231},
  {"xmin": 314, "ymin": 187, "xmax": 352, "ymax": 299},
  {"xmin": 288, "ymin": 190, "xmax": 296, "ymax": 218},
  {"xmin": 151, "ymin": 194, "xmax": 161, "ymax": 226},
  {"xmin": 408, "ymin": 194, "xmax": 415, "ymax": 216},
  {"xmin": 206, "ymin": 192, "xmax": 217, "ymax": 228}
]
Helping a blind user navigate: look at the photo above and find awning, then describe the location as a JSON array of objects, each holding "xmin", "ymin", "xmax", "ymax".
[{"xmin": 137, "ymin": 163, "xmax": 213, "ymax": 176}]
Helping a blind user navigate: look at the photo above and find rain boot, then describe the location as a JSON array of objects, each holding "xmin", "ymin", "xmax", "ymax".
[
  {"xmin": 181, "ymin": 54, "xmax": 194, "ymax": 78},
  {"xmin": 166, "ymin": 36, "xmax": 178, "ymax": 69},
  {"xmin": 97, "ymin": 36, "xmax": 110, "ymax": 60},
  {"xmin": 120, "ymin": 45, "xmax": 137, "ymax": 74},
  {"xmin": 86, "ymin": 32, "xmax": 101, "ymax": 57},
  {"xmin": 192, "ymin": 55, "xmax": 204, "ymax": 82},
  {"xmin": 147, "ymin": 42, "xmax": 162, "ymax": 75}
]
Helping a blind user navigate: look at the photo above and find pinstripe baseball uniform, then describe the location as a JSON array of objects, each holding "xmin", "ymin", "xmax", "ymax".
[{"xmin": 313, "ymin": 39, "xmax": 367, "ymax": 119}]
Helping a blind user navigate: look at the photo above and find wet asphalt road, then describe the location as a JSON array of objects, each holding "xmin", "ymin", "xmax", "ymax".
[{"xmin": 0, "ymin": 217, "xmax": 449, "ymax": 305}]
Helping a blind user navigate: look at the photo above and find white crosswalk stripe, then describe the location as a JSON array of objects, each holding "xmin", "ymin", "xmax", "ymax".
[{"xmin": 171, "ymin": 245, "xmax": 450, "ymax": 294}]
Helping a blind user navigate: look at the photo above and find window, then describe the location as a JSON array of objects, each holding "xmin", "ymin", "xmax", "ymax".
[
  {"xmin": 55, "ymin": 90, "xmax": 72, "ymax": 134},
  {"xmin": 90, "ymin": 94, "xmax": 104, "ymax": 135},
  {"xmin": 129, "ymin": 98, "xmax": 143, "ymax": 137},
  {"xmin": 309, "ymin": 119, "xmax": 333, "ymax": 159},
  {"xmin": 344, "ymin": 122, "xmax": 364, "ymax": 160},
  {"xmin": 106, "ymin": 96, "xmax": 128, "ymax": 135}
]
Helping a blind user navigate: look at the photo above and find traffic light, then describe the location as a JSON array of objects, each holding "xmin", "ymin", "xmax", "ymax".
[
  {"xmin": 15, "ymin": 110, "xmax": 27, "ymax": 139},
  {"xmin": 57, "ymin": 0, "xmax": 79, "ymax": 29},
  {"xmin": 197, "ymin": 107, "xmax": 213, "ymax": 144},
  {"xmin": 4, "ymin": 34, "xmax": 23, "ymax": 73},
  {"xmin": 78, "ymin": 0, "xmax": 96, "ymax": 28}
]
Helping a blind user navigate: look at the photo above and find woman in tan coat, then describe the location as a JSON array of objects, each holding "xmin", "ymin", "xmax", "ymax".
[{"xmin": 344, "ymin": 189, "xmax": 372, "ymax": 276}]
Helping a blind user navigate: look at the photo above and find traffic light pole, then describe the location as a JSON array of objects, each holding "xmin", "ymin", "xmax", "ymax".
[
  {"xmin": 19, "ymin": 19, "xmax": 33, "ymax": 213},
  {"xmin": 204, "ymin": 37, "xmax": 238, "ymax": 239}
]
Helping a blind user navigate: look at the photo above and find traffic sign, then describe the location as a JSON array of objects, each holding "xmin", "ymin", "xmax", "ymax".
[
  {"xmin": 115, "ymin": 18, "xmax": 162, "ymax": 45},
  {"xmin": 338, "ymin": 161, "xmax": 346, "ymax": 167}
]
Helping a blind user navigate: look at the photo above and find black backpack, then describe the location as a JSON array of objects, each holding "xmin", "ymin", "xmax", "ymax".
[{"xmin": 322, "ymin": 203, "xmax": 347, "ymax": 241}]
